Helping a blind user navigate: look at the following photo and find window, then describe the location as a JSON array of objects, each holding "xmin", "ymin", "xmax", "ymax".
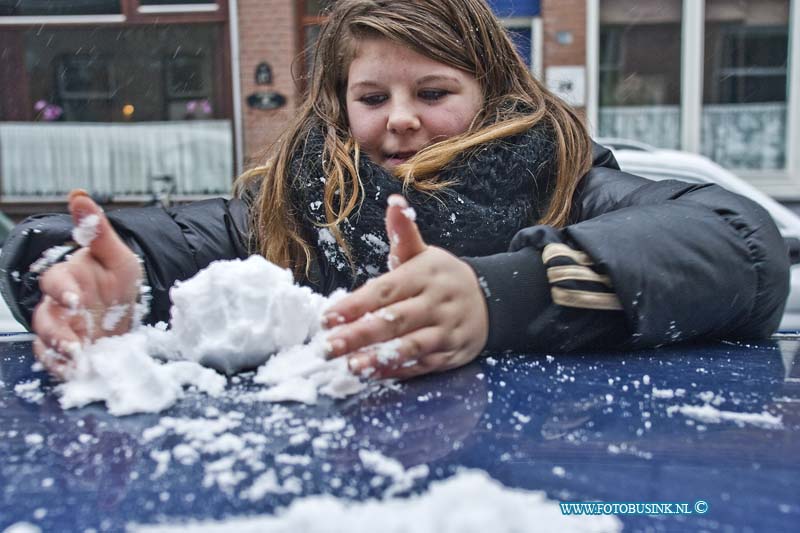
[
  {"xmin": 0, "ymin": 1, "xmax": 226, "ymax": 20},
  {"xmin": 592, "ymin": 0, "xmax": 798, "ymax": 194},
  {"xmin": 137, "ymin": 0, "xmax": 222, "ymax": 14},
  {"xmin": 300, "ymin": 0, "xmax": 336, "ymax": 87},
  {"xmin": 21, "ymin": 25, "xmax": 221, "ymax": 123},
  {"xmin": 506, "ymin": 26, "xmax": 533, "ymax": 68},
  {"xmin": 0, "ymin": 23, "xmax": 232, "ymax": 198},
  {"xmin": 0, "ymin": 0, "xmax": 121, "ymax": 16},
  {"xmin": 55, "ymin": 54, "xmax": 115, "ymax": 122},
  {"xmin": 713, "ymin": 27, "xmax": 788, "ymax": 104},
  {"xmin": 305, "ymin": 0, "xmax": 335, "ymax": 14},
  {"xmin": 702, "ymin": 0, "xmax": 790, "ymax": 170},
  {"xmin": 140, "ymin": 0, "xmax": 214, "ymax": 4},
  {"xmin": 598, "ymin": 0, "xmax": 683, "ymax": 149}
]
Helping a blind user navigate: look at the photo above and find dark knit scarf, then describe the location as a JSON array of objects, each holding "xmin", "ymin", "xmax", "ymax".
[{"xmin": 290, "ymin": 122, "xmax": 557, "ymax": 289}]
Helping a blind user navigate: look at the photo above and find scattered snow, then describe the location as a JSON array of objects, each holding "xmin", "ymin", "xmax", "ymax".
[
  {"xmin": 477, "ymin": 276, "xmax": 491, "ymax": 297},
  {"xmin": 374, "ymin": 338, "xmax": 403, "ymax": 365},
  {"xmin": 137, "ymin": 407, "xmax": 359, "ymax": 503},
  {"xmin": 512, "ymin": 411, "xmax": 531, "ymax": 424},
  {"xmin": 101, "ymin": 304, "xmax": 130, "ymax": 331},
  {"xmin": 651, "ymin": 387, "xmax": 686, "ymax": 399},
  {"xmin": 276, "ymin": 454, "xmax": 312, "ymax": 466},
  {"xmin": 132, "ymin": 470, "xmax": 621, "ymax": 533},
  {"xmin": 2, "ymin": 523, "xmax": 42, "ymax": 533},
  {"xmin": 606, "ymin": 443, "xmax": 653, "ymax": 460},
  {"xmin": 24, "ymin": 433, "xmax": 44, "ymax": 446},
  {"xmin": 359, "ymin": 449, "xmax": 429, "ymax": 498},
  {"xmin": 317, "ymin": 228, "xmax": 348, "ymax": 272},
  {"xmin": 14, "ymin": 379, "xmax": 44, "ymax": 403},
  {"xmin": 29, "ymin": 245, "xmax": 74, "ymax": 274},
  {"xmin": 401, "ymin": 207, "xmax": 417, "ymax": 221},
  {"xmin": 62, "ymin": 291, "xmax": 79, "ymax": 310},
  {"xmin": 239, "ymin": 469, "xmax": 286, "ymax": 501},
  {"xmin": 696, "ymin": 391, "xmax": 725, "ymax": 406},
  {"xmin": 386, "ymin": 196, "xmax": 405, "ymax": 207},
  {"xmin": 72, "ymin": 214, "xmax": 100, "ymax": 247},
  {"xmin": 376, "ymin": 308, "xmax": 396, "ymax": 322},
  {"xmin": 361, "ymin": 233, "xmax": 389, "ymax": 255},
  {"xmin": 667, "ymin": 404, "xmax": 783, "ymax": 429}
]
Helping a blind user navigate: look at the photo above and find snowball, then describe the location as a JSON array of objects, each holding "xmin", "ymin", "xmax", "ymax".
[{"xmin": 169, "ymin": 256, "xmax": 329, "ymax": 374}]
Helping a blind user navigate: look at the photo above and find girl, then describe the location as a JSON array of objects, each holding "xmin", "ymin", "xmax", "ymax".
[{"xmin": 0, "ymin": 0, "xmax": 789, "ymax": 381}]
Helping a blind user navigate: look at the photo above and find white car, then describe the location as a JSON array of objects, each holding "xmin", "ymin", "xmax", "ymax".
[
  {"xmin": 0, "ymin": 301, "xmax": 24, "ymax": 332},
  {"xmin": 598, "ymin": 138, "xmax": 800, "ymax": 331}
]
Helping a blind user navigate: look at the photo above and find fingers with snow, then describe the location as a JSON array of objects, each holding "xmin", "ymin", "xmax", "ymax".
[
  {"xmin": 386, "ymin": 195, "xmax": 426, "ymax": 270},
  {"xmin": 68, "ymin": 189, "xmax": 131, "ymax": 270}
]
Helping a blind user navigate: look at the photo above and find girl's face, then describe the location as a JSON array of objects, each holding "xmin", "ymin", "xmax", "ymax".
[{"xmin": 345, "ymin": 38, "xmax": 483, "ymax": 171}]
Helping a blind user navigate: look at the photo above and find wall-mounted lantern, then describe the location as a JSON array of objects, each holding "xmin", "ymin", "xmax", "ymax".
[
  {"xmin": 247, "ymin": 91, "xmax": 286, "ymax": 110},
  {"xmin": 255, "ymin": 62, "xmax": 272, "ymax": 85}
]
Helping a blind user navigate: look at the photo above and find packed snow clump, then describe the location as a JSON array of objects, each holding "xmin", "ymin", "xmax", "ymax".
[
  {"xmin": 167, "ymin": 256, "xmax": 331, "ymax": 374},
  {"xmin": 54, "ymin": 256, "xmax": 367, "ymax": 415},
  {"xmin": 57, "ymin": 332, "xmax": 226, "ymax": 416}
]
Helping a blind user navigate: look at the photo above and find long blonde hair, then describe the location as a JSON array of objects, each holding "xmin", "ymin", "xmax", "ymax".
[{"xmin": 235, "ymin": 0, "xmax": 592, "ymax": 277}]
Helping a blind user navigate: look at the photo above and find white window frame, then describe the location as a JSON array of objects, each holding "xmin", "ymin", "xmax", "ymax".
[
  {"xmin": 586, "ymin": 0, "xmax": 800, "ymax": 198},
  {"xmin": 681, "ymin": 0, "xmax": 704, "ymax": 154},
  {"xmin": 0, "ymin": 2, "xmax": 223, "ymax": 25},
  {"xmin": 229, "ymin": 0, "xmax": 243, "ymax": 176},
  {"xmin": 0, "ymin": 15, "xmax": 126, "ymax": 24},
  {"xmin": 138, "ymin": 3, "xmax": 219, "ymax": 14}
]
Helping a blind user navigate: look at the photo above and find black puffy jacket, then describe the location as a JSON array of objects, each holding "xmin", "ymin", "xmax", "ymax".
[{"xmin": 0, "ymin": 144, "xmax": 789, "ymax": 353}]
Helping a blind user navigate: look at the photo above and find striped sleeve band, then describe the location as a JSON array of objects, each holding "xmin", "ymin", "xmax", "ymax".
[{"xmin": 542, "ymin": 243, "xmax": 623, "ymax": 311}]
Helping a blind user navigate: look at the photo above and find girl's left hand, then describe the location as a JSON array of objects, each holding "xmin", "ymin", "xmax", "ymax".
[{"xmin": 323, "ymin": 195, "xmax": 489, "ymax": 380}]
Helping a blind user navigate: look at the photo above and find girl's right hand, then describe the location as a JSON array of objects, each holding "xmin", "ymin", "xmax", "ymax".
[{"xmin": 32, "ymin": 190, "xmax": 143, "ymax": 379}]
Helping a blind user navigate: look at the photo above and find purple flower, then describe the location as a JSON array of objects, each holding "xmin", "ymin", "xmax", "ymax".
[
  {"xmin": 186, "ymin": 99, "xmax": 213, "ymax": 116},
  {"xmin": 42, "ymin": 105, "xmax": 63, "ymax": 121},
  {"xmin": 34, "ymin": 100, "xmax": 48, "ymax": 112}
]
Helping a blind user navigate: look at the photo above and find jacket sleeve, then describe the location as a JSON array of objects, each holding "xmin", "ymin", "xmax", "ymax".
[
  {"xmin": 0, "ymin": 197, "xmax": 251, "ymax": 330},
  {"xmin": 463, "ymin": 144, "xmax": 791, "ymax": 352}
]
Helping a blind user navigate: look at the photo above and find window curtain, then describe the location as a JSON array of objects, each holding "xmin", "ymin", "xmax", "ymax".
[
  {"xmin": 599, "ymin": 103, "xmax": 786, "ymax": 170},
  {"xmin": 0, "ymin": 120, "xmax": 233, "ymax": 196}
]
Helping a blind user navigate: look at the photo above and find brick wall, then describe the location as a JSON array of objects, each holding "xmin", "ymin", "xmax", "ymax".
[
  {"xmin": 541, "ymin": 0, "xmax": 587, "ymax": 113},
  {"xmin": 541, "ymin": 0, "xmax": 587, "ymax": 69},
  {"xmin": 233, "ymin": 1, "xmax": 591, "ymax": 162},
  {"xmin": 237, "ymin": 0, "xmax": 300, "ymax": 166}
]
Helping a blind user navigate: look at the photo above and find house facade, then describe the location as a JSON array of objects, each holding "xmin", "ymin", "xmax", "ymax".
[{"xmin": 0, "ymin": 0, "xmax": 796, "ymax": 218}]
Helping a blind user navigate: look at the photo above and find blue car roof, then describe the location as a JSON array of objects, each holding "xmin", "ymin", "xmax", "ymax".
[{"xmin": 1, "ymin": 336, "xmax": 798, "ymax": 531}]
